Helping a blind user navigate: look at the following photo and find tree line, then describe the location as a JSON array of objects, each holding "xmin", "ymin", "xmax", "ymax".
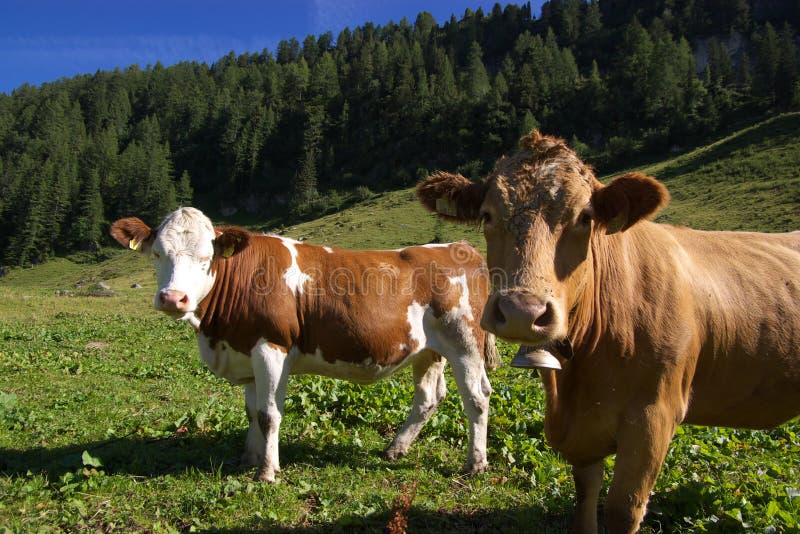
[{"xmin": 0, "ymin": 0, "xmax": 798, "ymax": 266}]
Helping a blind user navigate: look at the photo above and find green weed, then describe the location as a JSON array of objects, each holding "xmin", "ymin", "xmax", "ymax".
[{"xmin": 1, "ymin": 114, "xmax": 799, "ymax": 531}]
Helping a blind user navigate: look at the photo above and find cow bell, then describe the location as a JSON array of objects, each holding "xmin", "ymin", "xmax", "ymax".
[{"xmin": 510, "ymin": 345, "xmax": 562, "ymax": 370}]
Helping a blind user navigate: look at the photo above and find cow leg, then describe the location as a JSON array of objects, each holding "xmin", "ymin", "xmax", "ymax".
[
  {"xmin": 447, "ymin": 353, "xmax": 492, "ymax": 474},
  {"xmin": 241, "ymin": 383, "xmax": 265, "ymax": 466},
  {"xmin": 572, "ymin": 460, "xmax": 604, "ymax": 534},
  {"xmin": 385, "ymin": 352, "xmax": 447, "ymax": 460},
  {"xmin": 250, "ymin": 341, "xmax": 290, "ymax": 483},
  {"xmin": 604, "ymin": 404, "xmax": 677, "ymax": 533}
]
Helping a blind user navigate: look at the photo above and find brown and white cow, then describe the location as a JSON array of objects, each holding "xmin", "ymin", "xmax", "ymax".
[
  {"xmin": 418, "ymin": 131, "xmax": 800, "ymax": 533},
  {"xmin": 110, "ymin": 207, "xmax": 498, "ymax": 482}
]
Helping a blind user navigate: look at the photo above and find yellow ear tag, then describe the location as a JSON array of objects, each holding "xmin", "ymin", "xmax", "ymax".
[
  {"xmin": 129, "ymin": 239, "xmax": 141, "ymax": 251},
  {"xmin": 222, "ymin": 245, "xmax": 235, "ymax": 258},
  {"xmin": 436, "ymin": 197, "xmax": 458, "ymax": 217}
]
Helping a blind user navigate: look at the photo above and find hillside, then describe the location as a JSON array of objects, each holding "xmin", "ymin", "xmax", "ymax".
[
  {"xmin": 1, "ymin": 0, "xmax": 798, "ymax": 267},
  {"xmin": 1, "ymin": 111, "xmax": 798, "ymax": 294}
]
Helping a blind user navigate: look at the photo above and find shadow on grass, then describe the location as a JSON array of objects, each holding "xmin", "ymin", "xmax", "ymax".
[
  {"xmin": 0, "ymin": 430, "xmax": 453, "ymax": 481},
  {"xmin": 212, "ymin": 502, "xmax": 573, "ymax": 533}
]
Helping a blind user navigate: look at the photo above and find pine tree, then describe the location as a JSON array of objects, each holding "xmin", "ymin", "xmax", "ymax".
[
  {"xmin": 176, "ymin": 170, "xmax": 193, "ymax": 206},
  {"xmin": 289, "ymin": 107, "xmax": 324, "ymax": 215},
  {"xmin": 309, "ymin": 52, "xmax": 340, "ymax": 105},
  {"xmin": 73, "ymin": 169, "xmax": 104, "ymax": 251},
  {"xmin": 464, "ymin": 41, "xmax": 491, "ymax": 100},
  {"xmin": 583, "ymin": 0, "xmax": 602, "ymax": 35},
  {"xmin": 776, "ymin": 23, "xmax": 800, "ymax": 106},
  {"xmin": 431, "ymin": 47, "xmax": 458, "ymax": 103},
  {"xmin": 120, "ymin": 116, "xmax": 176, "ymax": 221},
  {"xmin": 754, "ymin": 22, "xmax": 780, "ymax": 104},
  {"xmin": 519, "ymin": 109, "xmax": 539, "ymax": 137}
]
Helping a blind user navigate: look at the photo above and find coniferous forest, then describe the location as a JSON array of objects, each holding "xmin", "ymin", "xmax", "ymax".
[{"xmin": 0, "ymin": 0, "xmax": 798, "ymax": 266}]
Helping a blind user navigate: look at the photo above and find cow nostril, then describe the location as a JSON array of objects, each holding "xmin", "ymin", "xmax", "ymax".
[
  {"xmin": 533, "ymin": 302, "xmax": 554, "ymax": 328},
  {"xmin": 159, "ymin": 292, "xmax": 167, "ymax": 303},
  {"xmin": 179, "ymin": 294, "xmax": 189, "ymax": 304}
]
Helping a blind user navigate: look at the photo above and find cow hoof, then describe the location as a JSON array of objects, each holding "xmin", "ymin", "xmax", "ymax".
[
  {"xmin": 254, "ymin": 468, "xmax": 278, "ymax": 483},
  {"xmin": 384, "ymin": 447, "xmax": 408, "ymax": 461},
  {"xmin": 463, "ymin": 460, "xmax": 488, "ymax": 475}
]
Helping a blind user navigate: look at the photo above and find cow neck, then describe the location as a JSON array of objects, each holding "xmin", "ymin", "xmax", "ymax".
[
  {"xmin": 196, "ymin": 249, "xmax": 255, "ymax": 346},
  {"xmin": 566, "ymin": 232, "xmax": 604, "ymax": 356},
  {"xmin": 571, "ymin": 226, "xmax": 651, "ymax": 361},
  {"xmin": 539, "ymin": 368, "xmax": 564, "ymax": 442}
]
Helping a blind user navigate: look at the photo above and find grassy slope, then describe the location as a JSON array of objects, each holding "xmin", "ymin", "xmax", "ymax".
[{"xmin": 1, "ymin": 114, "xmax": 799, "ymax": 532}]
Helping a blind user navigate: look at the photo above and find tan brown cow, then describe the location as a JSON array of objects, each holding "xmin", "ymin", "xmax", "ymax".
[
  {"xmin": 110, "ymin": 207, "xmax": 498, "ymax": 482},
  {"xmin": 418, "ymin": 131, "xmax": 800, "ymax": 533}
]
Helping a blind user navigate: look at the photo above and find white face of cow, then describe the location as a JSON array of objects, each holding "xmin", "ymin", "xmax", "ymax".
[
  {"xmin": 150, "ymin": 208, "xmax": 217, "ymax": 318},
  {"xmin": 110, "ymin": 207, "xmax": 218, "ymax": 321}
]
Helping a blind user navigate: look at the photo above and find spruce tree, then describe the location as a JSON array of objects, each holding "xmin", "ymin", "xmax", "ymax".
[
  {"xmin": 464, "ymin": 41, "xmax": 491, "ymax": 100},
  {"xmin": 176, "ymin": 170, "xmax": 194, "ymax": 206},
  {"xmin": 73, "ymin": 169, "xmax": 104, "ymax": 251}
]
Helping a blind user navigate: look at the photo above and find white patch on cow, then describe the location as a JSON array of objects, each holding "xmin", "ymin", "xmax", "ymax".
[
  {"xmin": 250, "ymin": 340, "xmax": 290, "ymax": 482},
  {"xmin": 197, "ymin": 332, "xmax": 254, "ymax": 385},
  {"xmin": 447, "ymin": 274, "xmax": 474, "ymax": 322},
  {"xmin": 288, "ymin": 346, "xmax": 412, "ymax": 384},
  {"xmin": 407, "ymin": 301, "xmax": 431, "ymax": 352},
  {"xmin": 420, "ymin": 243, "xmax": 452, "ymax": 248},
  {"xmin": 186, "ymin": 313, "xmax": 201, "ymax": 330},
  {"xmin": 323, "ymin": 246, "xmax": 334, "ymax": 253},
  {"xmin": 278, "ymin": 237, "xmax": 312, "ymax": 295}
]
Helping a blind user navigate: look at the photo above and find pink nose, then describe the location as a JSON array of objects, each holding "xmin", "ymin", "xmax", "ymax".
[
  {"xmin": 482, "ymin": 292, "xmax": 555, "ymax": 342},
  {"xmin": 158, "ymin": 290, "xmax": 190, "ymax": 312}
]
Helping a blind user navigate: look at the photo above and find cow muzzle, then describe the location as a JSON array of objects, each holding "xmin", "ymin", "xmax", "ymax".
[
  {"xmin": 481, "ymin": 291, "xmax": 561, "ymax": 344},
  {"xmin": 157, "ymin": 289, "xmax": 192, "ymax": 314}
]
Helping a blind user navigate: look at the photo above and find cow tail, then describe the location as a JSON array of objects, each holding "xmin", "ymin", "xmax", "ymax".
[{"xmin": 484, "ymin": 331, "xmax": 500, "ymax": 371}]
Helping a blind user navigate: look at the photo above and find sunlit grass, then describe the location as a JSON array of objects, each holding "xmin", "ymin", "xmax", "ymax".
[{"xmin": 1, "ymin": 113, "xmax": 799, "ymax": 531}]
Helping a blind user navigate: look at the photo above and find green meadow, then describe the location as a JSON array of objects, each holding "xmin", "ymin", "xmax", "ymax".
[{"xmin": 1, "ymin": 114, "xmax": 799, "ymax": 532}]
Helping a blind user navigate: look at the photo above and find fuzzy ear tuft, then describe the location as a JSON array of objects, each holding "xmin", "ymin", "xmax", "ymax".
[
  {"xmin": 416, "ymin": 172, "xmax": 486, "ymax": 223},
  {"xmin": 110, "ymin": 218, "xmax": 154, "ymax": 252},
  {"xmin": 213, "ymin": 226, "xmax": 251, "ymax": 258},
  {"xmin": 591, "ymin": 173, "xmax": 669, "ymax": 234},
  {"xmin": 518, "ymin": 130, "xmax": 571, "ymax": 161}
]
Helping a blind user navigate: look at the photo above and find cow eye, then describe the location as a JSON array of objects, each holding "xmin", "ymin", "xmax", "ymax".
[
  {"xmin": 153, "ymin": 252, "xmax": 161, "ymax": 259},
  {"xmin": 481, "ymin": 211, "xmax": 492, "ymax": 225},
  {"xmin": 578, "ymin": 210, "xmax": 593, "ymax": 228}
]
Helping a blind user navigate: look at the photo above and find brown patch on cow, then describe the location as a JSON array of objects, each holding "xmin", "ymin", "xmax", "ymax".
[
  {"xmin": 591, "ymin": 172, "xmax": 670, "ymax": 234},
  {"xmin": 416, "ymin": 172, "xmax": 486, "ymax": 223},
  {"xmin": 197, "ymin": 233, "xmax": 491, "ymax": 369},
  {"xmin": 197, "ymin": 237, "xmax": 296, "ymax": 353},
  {"xmin": 109, "ymin": 217, "xmax": 154, "ymax": 250},
  {"xmin": 213, "ymin": 226, "xmax": 251, "ymax": 258}
]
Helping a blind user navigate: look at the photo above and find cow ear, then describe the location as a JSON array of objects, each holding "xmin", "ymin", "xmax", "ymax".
[
  {"xmin": 590, "ymin": 173, "xmax": 669, "ymax": 234},
  {"xmin": 110, "ymin": 217, "xmax": 154, "ymax": 252},
  {"xmin": 213, "ymin": 226, "xmax": 250, "ymax": 258},
  {"xmin": 416, "ymin": 171, "xmax": 486, "ymax": 223}
]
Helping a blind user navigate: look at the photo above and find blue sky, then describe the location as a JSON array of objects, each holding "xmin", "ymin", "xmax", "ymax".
[{"xmin": 0, "ymin": 1, "xmax": 545, "ymax": 95}]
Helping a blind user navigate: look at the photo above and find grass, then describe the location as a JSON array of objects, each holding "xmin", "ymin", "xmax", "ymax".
[
  {"xmin": 1, "ymin": 113, "xmax": 800, "ymax": 532},
  {"xmin": 639, "ymin": 112, "xmax": 800, "ymax": 232}
]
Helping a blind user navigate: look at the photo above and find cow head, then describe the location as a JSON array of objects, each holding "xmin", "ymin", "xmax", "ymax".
[
  {"xmin": 418, "ymin": 131, "xmax": 669, "ymax": 345},
  {"xmin": 110, "ymin": 207, "xmax": 249, "ymax": 320}
]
